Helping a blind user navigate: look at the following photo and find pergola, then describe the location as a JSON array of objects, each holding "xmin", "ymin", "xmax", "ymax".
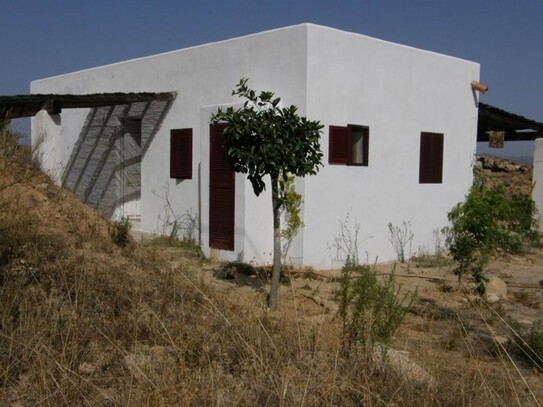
[
  {"xmin": 478, "ymin": 103, "xmax": 543, "ymax": 142},
  {"xmin": 2, "ymin": 94, "xmax": 541, "ymax": 142},
  {"xmin": 0, "ymin": 92, "xmax": 175, "ymax": 121}
]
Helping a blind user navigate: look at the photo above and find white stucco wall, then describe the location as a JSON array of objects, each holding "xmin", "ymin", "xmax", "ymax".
[
  {"xmin": 32, "ymin": 110, "xmax": 62, "ymax": 183},
  {"xmin": 302, "ymin": 25, "xmax": 480, "ymax": 268},
  {"xmin": 533, "ymin": 138, "xmax": 543, "ymax": 230},
  {"xmin": 31, "ymin": 23, "xmax": 480, "ymax": 269},
  {"xmin": 31, "ymin": 24, "xmax": 309, "ymax": 264}
]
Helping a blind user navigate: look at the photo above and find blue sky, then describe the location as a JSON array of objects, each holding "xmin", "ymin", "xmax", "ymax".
[{"xmin": 1, "ymin": 0, "xmax": 542, "ymax": 139}]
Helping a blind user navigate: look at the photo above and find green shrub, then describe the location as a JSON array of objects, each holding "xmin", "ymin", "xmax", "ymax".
[
  {"xmin": 411, "ymin": 249, "xmax": 452, "ymax": 269},
  {"xmin": 445, "ymin": 185, "xmax": 539, "ymax": 294},
  {"xmin": 505, "ymin": 192, "xmax": 540, "ymax": 244},
  {"xmin": 281, "ymin": 175, "xmax": 304, "ymax": 261},
  {"xmin": 511, "ymin": 321, "xmax": 543, "ymax": 371},
  {"xmin": 338, "ymin": 257, "xmax": 416, "ymax": 355},
  {"xmin": 109, "ymin": 216, "xmax": 132, "ymax": 247}
]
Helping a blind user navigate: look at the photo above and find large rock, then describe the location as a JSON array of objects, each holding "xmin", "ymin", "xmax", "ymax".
[
  {"xmin": 485, "ymin": 277, "xmax": 507, "ymax": 302},
  {"xmin": 373, "ymin": 344, "xmax": 434, "ymax": 388}
]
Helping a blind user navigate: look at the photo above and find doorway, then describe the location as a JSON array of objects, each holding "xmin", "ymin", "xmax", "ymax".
[{"xmin": 209, "ymin": 123, "xmax": 235, "ymax": 250}]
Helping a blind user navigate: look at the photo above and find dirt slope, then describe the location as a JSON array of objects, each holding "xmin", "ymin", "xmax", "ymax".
[{"xmin": 1, "ymin": 138, "xmax": 542, "ymax": 406}]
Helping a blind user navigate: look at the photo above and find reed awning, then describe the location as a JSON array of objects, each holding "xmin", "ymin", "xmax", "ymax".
[
  {"xmin": 0, "ymin": 92, "xmax": 175, "ymax": 120},
  {"xmin": 478, "ymin": 103, "xmax": 543, "ymax": 142}
]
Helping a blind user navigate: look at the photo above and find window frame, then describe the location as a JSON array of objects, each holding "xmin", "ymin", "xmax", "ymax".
[{"xmin": 328, "ymin": 124, "xmax": 369, "ymax": 166}]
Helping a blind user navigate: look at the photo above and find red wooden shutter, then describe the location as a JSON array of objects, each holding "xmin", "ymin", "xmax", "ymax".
[
  {"xmin": 419, "ymin": 132, "xmax": 443, "ymax": 184},
  {"xmin": 209, "ymin": 123, "xmax": 235, "ymax": 251},
  {"xmin": 170, "ymin": 128, "xmax": 192, "ymax": 179},
  {"xmin": 329, "ymin": 125, "xmax": 350, "ymax": 164},
  {"xmin": 362, "ymin": 128, "xmax": 369, "ymax": 166}
]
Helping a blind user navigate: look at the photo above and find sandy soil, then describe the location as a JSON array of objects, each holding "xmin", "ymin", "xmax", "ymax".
[
  {"xmin": 3, "ymin": 142, "xmax": 541, "ymax": 403},
  {"xmin": 181, "ymin": 159, "xmax": 543, "ymax": 401}
]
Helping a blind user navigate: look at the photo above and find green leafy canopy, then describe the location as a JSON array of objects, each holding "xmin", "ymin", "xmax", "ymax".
[{"xmin": 210, "ymin": 78, "xmax": 324, "ymax": 206}]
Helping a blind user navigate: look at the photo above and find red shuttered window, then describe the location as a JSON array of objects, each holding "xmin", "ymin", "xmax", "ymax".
[
  {"xmin": 419, "ymin": 132, "xmax": 444, "ymax": 184},
  {"xmin": 170, "ymin": 128, "xmax": 193, "ymax": 179},
  {"xmin": 329, "ymin": 125, "xmax": 369, "ymax": 166}
]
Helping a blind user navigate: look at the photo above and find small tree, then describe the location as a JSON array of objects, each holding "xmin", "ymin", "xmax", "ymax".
[
  {"xmin": 281, "ymin": 174, "xmax": 304, "ymax": 262},
  {"xmin": 445, "ymin": 185, "xmax": 540, "ymax": 294},
  {"xmin": 211, "ymin": 78, "xmax": 323, "ymax": 309}
]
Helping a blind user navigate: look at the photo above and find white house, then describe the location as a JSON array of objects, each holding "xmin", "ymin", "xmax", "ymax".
[{"xmin": 31, "ymin": 23, "xmax": 481, "ymax": 269}]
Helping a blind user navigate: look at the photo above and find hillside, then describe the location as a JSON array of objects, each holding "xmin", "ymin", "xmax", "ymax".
[{"xmin": 1, "ymin": 131, "xmax": 542, "ymax": 406}]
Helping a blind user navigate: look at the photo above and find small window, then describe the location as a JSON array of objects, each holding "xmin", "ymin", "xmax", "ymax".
[
  {"xmin": 329, "ymin": 124, "xmax": 369, "ymax": 166},
  {"xmin": 419, "ymin": 132, "xmax": 443, "ymax": 184},
  {"xmin": 170, "ymin": 128, "xmax": 192, "ymax": 179}
]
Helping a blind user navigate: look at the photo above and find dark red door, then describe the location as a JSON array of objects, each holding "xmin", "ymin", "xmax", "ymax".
[{"xmin": 209, "ymin": 123, "xmax": 235, "ymax": 250}]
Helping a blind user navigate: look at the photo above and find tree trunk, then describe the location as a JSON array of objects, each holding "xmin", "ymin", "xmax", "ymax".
[{"xmin": 267, "ymin": 175, "xmax": 282, "ymax": 310}]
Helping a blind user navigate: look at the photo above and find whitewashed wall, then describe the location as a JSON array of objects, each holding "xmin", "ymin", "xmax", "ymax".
[
  {"xmin": 32, "ymin": 111, "xmax": 62, "ymax": 183},
  {"xmin": 533, "ymin": 138, "xmax": 543, "ymax": 230},
  {"xmin": 31, "ymin": 23, "xmax": 480, "ymax": 269},
  {"xmin": 31, "ymin": 25, "xmax": 308, "ymax": 265},
  {"xmin": 303, "ymin": 24, "xmax": 480, "ymax": 268}
]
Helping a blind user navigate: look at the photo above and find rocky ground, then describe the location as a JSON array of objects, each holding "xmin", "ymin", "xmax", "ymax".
[
  {"xmin": 195, "ymin": 155, "xmax": 543, "ymax": 402},
  {"xmin": 1, "ymin": 139, "xmax": 542, "ymax": 405},
  {"xmin": 474, "ymin": 155, "xmax": 533, "ymax": 195}
]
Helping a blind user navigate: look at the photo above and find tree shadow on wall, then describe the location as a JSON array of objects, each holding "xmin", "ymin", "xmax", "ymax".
[{"xmin": 61, "ymin": 98, "xmax": 174, "ymax": 218}]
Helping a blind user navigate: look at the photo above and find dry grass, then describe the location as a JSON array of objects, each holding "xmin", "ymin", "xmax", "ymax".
[{"xmin": 0, "ymin": 131, "xmax": 542, "ymax": 405}]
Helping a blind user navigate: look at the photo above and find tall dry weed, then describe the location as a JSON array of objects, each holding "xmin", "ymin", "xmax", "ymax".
[{"xmin": 0, "ymin": 125, "xmax": 541, "ymax": 405}]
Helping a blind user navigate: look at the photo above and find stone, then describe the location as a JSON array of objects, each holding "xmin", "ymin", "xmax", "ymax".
[
  {"xmin": 477, "ymin": 156, "xmax": 525, "ymax": 173},
  {"xmin": 492, "ymin": 160, "xmax": 516, "ymax": 172},
  {"xmin": 373, "ymin": 343, "xmax": 434, "ymax": 388},
  {"xmin": 78, "ymin": 362, "xmax": 96, "ymax": 375},
  {"xmin": 485, "ymin": 293, "xmax": 500, "ymax": 304},
  {"xmin": 517, "ymin": 319, "xmax": 533, "ymax": 328},
  {"xmin": 493, "ymin": 335, "xmax": 509, "ymax": 346},
  {"xmin": 485, "ymin": 277, "xmax": 507, "ymax": 299},
  {"xmin": 466, "ymin": 294, "xmax": 480, "ymax": 304},
  {"xmin": 479, "ymin": 333, "xmax": 509, "ymax": 346},
  {"xmin": 480, "ymin": 156, "xmax": 494, "ymax": 170}
]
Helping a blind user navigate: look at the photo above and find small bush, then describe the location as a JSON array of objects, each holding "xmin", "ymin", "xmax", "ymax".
[
  {"xmin": 0, "ymin": 124, "xmax": 22, "ymax": 159},
  {"xmin": 411, "ymin": 248, "xmax": 452, "ymax": 268},
  {"xmin": 219, "ymin": 259, "xmax": 291, "ymax": 286},
  {"xmin": 445, "ymin": 185, "xmax": 540, "ymax": 294},
  {"xmin": 109, "ymin": 216, "xmax": 132, "ymax": 247},
  {"xmin": 338, "ymin": 257, "xmax": 416, "ymax": 355},
  {"xmin": 281, "ymin": 175, "xmax": 304, "ymax": 261},
  {"xmin": 511, "ymin": 321, "xmax": 543, "ymax": 371},
  {"xmin": 388, "ymin": 221, "xmax": 414, "ymax": 263},
  {"xmin": 144, "ymin": 235, "xmax": 204, "ymax": 260}
]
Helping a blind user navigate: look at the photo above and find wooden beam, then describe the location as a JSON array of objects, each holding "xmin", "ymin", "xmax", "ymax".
[
  {"xmin": 471, "ymin": 80, "xmax": 489, "ymax": 94},
  {"xmin": 0, "ymin": 92, "xmax": 176, "ymax": 119}
]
